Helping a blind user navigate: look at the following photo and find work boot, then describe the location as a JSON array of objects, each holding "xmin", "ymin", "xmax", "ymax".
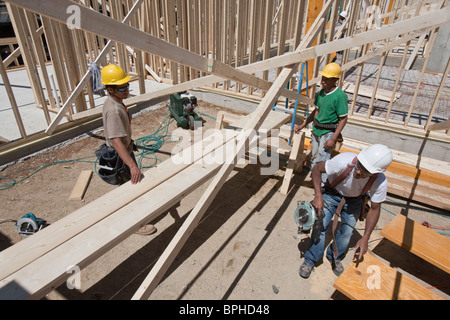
[
  {"xmin": 327, "ymin": 255, "xmax": 344, "ymax": 276},
  {"xmin": 135, "ymin": 224, "xmax": 157, "ymax": 236},
  {"xmin": 332, "ymin": 261, "xmax": 345, "ymax": 276},
  {"xmin": 299, "ymin": 261, "xmax": 313, "ymax": 279}
]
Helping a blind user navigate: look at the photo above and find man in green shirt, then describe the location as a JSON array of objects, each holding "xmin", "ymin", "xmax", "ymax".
[{"xmin": 294, "ymin": 62, "xmax": 348, "ymax": 185}]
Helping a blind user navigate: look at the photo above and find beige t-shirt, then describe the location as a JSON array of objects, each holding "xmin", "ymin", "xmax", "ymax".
[{"xmin": 102, "ymin": 96, "xmax": 133, "ymax": 153}]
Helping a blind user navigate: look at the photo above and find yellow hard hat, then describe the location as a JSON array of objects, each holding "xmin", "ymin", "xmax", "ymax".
[
  {"xmin": 101, "ymin": 64, "xmax": 131, "ymax": 85},
  {"xmin": 319, "ymin": 62, "xmax": 341, "ymax": 78}
]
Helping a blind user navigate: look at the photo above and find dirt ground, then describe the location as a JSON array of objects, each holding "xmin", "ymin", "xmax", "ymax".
[{"xmin": 0, "ymin": 100, "xmax": 449, "ymax": 301}]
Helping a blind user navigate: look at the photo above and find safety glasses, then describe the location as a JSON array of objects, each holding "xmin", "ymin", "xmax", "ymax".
[
  {"xmin": 355, "ymin": 161, "xmax": 373, "ymax": 176},
  {"xmin": 115, "ymin": 84, "xmax": 130, "ymax": 92}
]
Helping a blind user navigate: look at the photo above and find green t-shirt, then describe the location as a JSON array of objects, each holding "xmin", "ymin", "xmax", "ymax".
[{"xmin": 312, "ymin": 87, "xmax": 348, "ymax": 136}]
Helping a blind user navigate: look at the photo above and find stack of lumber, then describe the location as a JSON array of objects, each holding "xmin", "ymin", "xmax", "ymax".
[
  {"xmin": 339, "ymin": 137, "xmax": 450, "ymax": 211},
  {"xmin": 334, "ymin": 214, "xmax": 449, "ymax": 300}
]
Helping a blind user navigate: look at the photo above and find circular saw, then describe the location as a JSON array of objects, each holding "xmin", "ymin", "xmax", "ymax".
[
  {"xmin": 15, "ymin": 213, "xmax": 45, "ymax": 237},
  {"xmin": 294, "ymin": 201, "xmax": 317, "ymax": 232}
]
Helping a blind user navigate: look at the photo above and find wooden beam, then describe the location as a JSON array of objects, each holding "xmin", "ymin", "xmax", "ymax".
[
  {"xmin": 280, "ymin": 131, "xmax": 305, "ymax": 195},
  {"xmin": 334, "ymin": 253, "xmax": 444, "ymax": 300},
  {"xmin": 428, "ymin": 119, "xmax": 450, "ymax": 132},
  {"xmin": 0, "ymin": 124, "xmax": 239, "ymax": 281},
  {"xmin": 380, "ymin": 214, "xmax": 450, "ymax": 274}
]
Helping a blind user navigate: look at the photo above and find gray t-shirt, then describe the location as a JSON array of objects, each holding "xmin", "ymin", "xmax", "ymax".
[{"xmin": 102, "ymin": 96, "xmax": 133, "ymax": 153}]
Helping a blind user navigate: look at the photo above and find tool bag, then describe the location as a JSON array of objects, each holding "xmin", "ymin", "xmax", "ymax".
[{"xmin": 95, "ymin": 143, "xmax": 131, "ymax": 185}]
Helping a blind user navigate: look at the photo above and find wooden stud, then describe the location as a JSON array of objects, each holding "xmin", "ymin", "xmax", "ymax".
[{"xmin": 69, "ymin": 170, "xmax": 93, "ymax": 201}]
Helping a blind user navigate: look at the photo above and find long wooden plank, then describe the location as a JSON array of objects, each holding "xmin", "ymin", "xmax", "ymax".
[
  {"xmin": 380, "ymin": 214, "xmax": 450, "ymax": 273},
  {"xmin": 0, "ymin": 111, "xmax": 289, "ymax": 299},
  {"xmin": 334, "ymin": 253, "xmax": 444, "ymax": 300},
  {"xmin": 280, "ymin": 131, "xmax": 305, "ymax": 195},
  {"xmin": 131, "ymin": 0, "xmax": 335, "ymax": 300},
  {"xmin": 385, "ymin": 171, "xmax": 450, "ymax": 211}
]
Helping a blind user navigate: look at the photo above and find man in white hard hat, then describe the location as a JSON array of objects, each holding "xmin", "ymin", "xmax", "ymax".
[
  {"xmin": 332, "ymin": 11, "xmax": 348, "ymax": 61},
  {"xmin": 299, "ymin": 144, "xmax": 393, "ymax": 278}
]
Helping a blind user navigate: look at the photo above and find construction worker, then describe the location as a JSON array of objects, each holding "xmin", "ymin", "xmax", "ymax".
[
  {"xmin": 100, "ymin": 64, "xmax": 156, "ymax": 235},
  {"xmin": 333, "ymin": 11, "xmax": 348, "ymax": 60},
  {"xmin": 294, "ymin": 62, "xmax": 348, "ymax": 185},
  {"xmin": 299, "ymin": 144, "xmax": 393, "ymax": 278}
]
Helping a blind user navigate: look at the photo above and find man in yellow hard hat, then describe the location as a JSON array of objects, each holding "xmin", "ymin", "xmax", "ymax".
[
  {"xmin": 99, "ymin": 64, "xmax": 156, "ymax": 235},
  {"xmin": 294, "ymin": 62, "xmax": 348, "ymax": 185}
]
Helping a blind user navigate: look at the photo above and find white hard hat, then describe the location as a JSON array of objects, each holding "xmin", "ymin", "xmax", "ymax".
[
  {"xmin": 339, "ymin": 11, "xmax": 348, "ymax": 19},
  {"xmin": 357, "ymin": 144, "xmax": 393, "ymax": 174}
]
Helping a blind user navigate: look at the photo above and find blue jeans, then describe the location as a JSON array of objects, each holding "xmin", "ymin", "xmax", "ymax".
[
  {"xmin": 303, "ymin": 191, "xmax": 362, "ymax": 266},
  {"xmin": 310, "ymin": 131, "xmax": 334, "ymax": 184}
]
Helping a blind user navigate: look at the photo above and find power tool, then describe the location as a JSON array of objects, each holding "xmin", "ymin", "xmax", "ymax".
[
  {"xmin": 294, "ymin": 201, "xmax": 317, "ymax": 233},
  {"xmin": 15, "ymin": 213, "xmax": 46, "ymax": 237},
  {"xmin": 168, "ymin": 91, "xmax": 203, "ymax": 130}
]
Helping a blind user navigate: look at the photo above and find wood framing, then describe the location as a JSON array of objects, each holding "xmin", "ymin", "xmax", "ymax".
[{"xmin": 1, "ymin": 0, "xmax": 449, "ymax": 152}]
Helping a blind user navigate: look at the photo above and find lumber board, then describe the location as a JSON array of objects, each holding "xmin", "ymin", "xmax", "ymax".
[
  {"xmin": 342, "ymin": 82, "xmax": 401, "ymax": 102},
  {"xmin": 68, "ymin": 170, "xmax": 92, "ymax": 201},
  {"xmin": 280, "ymin": 132, "xmax": 305, "ymax": 195},
  {"xmin": 334, "ymin": 253, "xmax": 444, "ymax": 300},
  {"xmin": 380, "ymin": 214, "xmax": 450, "ymax": 274}
]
